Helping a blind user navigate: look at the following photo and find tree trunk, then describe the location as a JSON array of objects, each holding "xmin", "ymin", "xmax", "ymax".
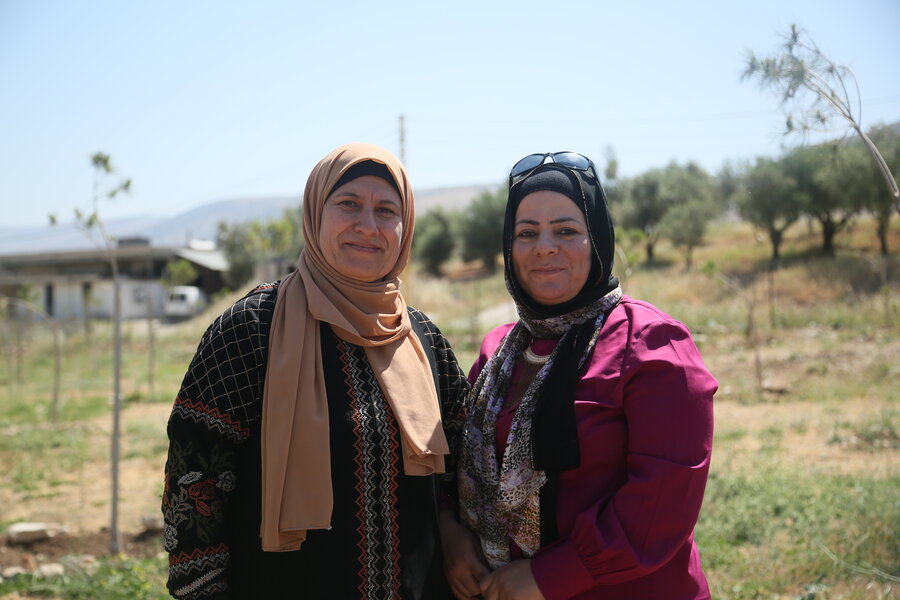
[
  {"xmin": 877, "ymin": 218, "xmax": 889, "ymax": 256},
  {"xmin": 645, "ymin": 241, "xmax": 655, "ymax": 262},
  {"xmin": 51, "ymin": 324, "xmax": 61, "ymax": 422},
  {"xmin": 767, "ymin": 262, "xmax": 777, "ymax": 329},
  {"xmin": 769, "ymin": 229, "xmax": 783, "ymax": 261},
  {"xmin": 853, "ymin": 125, "xmax": 900, "ymax": 217},
  {"xmin": 821, "ymin": 219, "xmax": 837, "ymax": 256},
  {"xmin": 3, "ymin": 296, "xmax": 62, "ymax": 419},
  {"xmin": 744, "ymin": 287, "xmax": 765, "ymax": 402},
  {"xmin": 684, "ymin": 247, "xmax": 693, "ymax": 272},
  {"xmin": 879, "ymin": 256, "xmax": 891, "ymax": 326},
  {"xmin": 82, "ymin": 285, "xmax": 92, "ymax": 344},
  {"xmin": 14, "ymin": 318, "xmax": 24, "ymax": 385},
  {"xmin": 147, "ymin": 291, "xmax": 155, "ymax": 400},
  {"xmin": 483, "ymin": 255, "xmax": 498, "ymax": 273},
  {"xmin": 110, "ymin": 259, "xmax": 123, "ymax": 555}
]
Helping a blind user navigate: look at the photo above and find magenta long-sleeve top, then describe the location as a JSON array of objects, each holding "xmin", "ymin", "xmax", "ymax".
[{"xmin": 468, "ymin": 296, "xmax": 717, "ymax": 600}]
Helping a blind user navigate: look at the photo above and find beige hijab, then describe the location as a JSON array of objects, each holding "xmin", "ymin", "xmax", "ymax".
[{"xmin": 260, "ymin": 142, "xmax": 449, "ymax": 552}]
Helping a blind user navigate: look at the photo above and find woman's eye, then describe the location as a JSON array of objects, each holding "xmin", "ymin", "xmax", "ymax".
[
  {"xmin": 557, "ymin": 226, "xmax": 585, "ymax": 237},
  {"xmin": 338, "ymin": 200, "xmax": 357, "ymax": 209},
  {"xmin": 377, "ymin": 206, "xmax": 399, "ymax": 217},
  {"xmin": 516, "ymin": 230, "xmax": 536, "ymax": 239}
]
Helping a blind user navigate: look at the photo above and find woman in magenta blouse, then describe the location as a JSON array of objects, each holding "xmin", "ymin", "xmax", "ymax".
[{"xmin": 440, "ymin": 152, "xmax": 717, "ymax": 600}]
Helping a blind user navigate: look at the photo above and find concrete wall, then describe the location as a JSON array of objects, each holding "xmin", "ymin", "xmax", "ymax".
[{"xmin": 32, "ymin": 279, "xmax": 168, "ymax": 320}]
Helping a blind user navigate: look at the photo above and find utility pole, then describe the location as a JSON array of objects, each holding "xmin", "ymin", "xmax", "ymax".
[
  {"xmin": 397, "ymin": 114, "xmax": 413, "ymax": 294},
  {"xmin": 398, "ymin": 114, "xmax": 406, "ymax": 165}
]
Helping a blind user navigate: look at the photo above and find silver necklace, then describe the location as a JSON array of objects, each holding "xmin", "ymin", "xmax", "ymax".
[{"xmin": 522, "ymin": 344, "xmax": 551, "ymax": 365}]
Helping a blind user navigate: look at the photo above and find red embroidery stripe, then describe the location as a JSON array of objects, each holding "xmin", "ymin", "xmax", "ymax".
[
  {"xmin": 174, "ymin": 396, "xmax": 250, "ymax": 439},
  {"xmin": 385, "ymin": 409, "xmax": 402, "ymax": 598},
  {"xmin": 170, "ymin": 542, "xmax": 229, "ymax": 565}
]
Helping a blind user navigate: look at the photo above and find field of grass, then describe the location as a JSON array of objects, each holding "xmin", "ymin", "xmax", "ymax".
[{"xmin": 1, "ymin": 217, "xmax": 898, "ymax": 599}]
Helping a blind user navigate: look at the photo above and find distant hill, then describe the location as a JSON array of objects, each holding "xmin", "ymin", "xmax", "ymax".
[{"xmin": 0, "ymin": 184, "xmax": 498, "ymax": 255}]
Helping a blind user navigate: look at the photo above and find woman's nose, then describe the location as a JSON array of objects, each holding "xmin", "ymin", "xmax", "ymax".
[
  {"xmin": 354, "ymin": 207, "xmax": 378, "ymax": 234},
  {"xmin": 534, "ymin": 233, "xmax": 558, "ymax": 255}
]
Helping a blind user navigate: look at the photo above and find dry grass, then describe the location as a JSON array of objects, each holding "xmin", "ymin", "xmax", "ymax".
[{"xmin": 1, "ymin": 216, "xmax": 898, "ymax": 599}]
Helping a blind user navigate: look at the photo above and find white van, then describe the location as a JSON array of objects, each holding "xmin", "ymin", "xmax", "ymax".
[{"xmin": 164, "ymin": 286, "xmax": 206, "ymax": 319}]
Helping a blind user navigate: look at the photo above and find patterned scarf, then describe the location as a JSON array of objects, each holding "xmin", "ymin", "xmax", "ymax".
[
  {"xmin": 261, "ymin": 143, "xmax": 447, "ymax": 552},
  {"xmin": 459, "ymin": 286, "xmax": 622, "ymax": 568}
]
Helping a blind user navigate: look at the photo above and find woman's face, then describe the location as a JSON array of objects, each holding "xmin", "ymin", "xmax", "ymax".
[
  {"xmin": 512, "ymin": 190, "xmax": 592, "ymax": 306},
  {"xmin": 319, "ymin": 175, "xmax": 403, "ymax": 281}
]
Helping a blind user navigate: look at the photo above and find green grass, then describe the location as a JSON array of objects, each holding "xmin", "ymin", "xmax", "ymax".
[
  {"xmin": 827, "ymin": 409, "xmax": 900, "ymax": 452},
  {"xmin": 0, "ymin": 318, "xmax": 205, "ymax": 427},
  {"xmin": 0, "ymin": 425, "xmax": 94, "ymax": 493},
  {"xmin": 699, "ymin": 466, "xmax": 900, "ymax": 599},
  {"xmin": 2, "ymin": 470, "xmax": 884, "ymax": 600},
  {"xmin": 124, "ymin": 420, "xmax": 169, "ymax": 459},
  {"xmin": 0, "ymin": 555, "xmax": 169, "ymax": 600},
  {"xmin": 716, "ymin": 428, "xmax": 748, "ymax": 443},
  {"xmin": 757, "ymin": 424, "xmax": 783, "ymax": 442},
  {"xmin": 1, "ymin": 217, "xmax": 898, "ymax": 598},
  {"xmin": 790, "ymin": 419, "xmax": 809, "ymax": 435}
]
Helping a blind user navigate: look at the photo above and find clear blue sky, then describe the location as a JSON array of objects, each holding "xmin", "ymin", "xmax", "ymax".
[{"xmin": 1, "ymin": 0, "xmax": 898, "ymax": 228}]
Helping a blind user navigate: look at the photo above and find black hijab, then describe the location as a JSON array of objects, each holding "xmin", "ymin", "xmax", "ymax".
[
  {"xmin": 330, "ymin": 160, "xmax": 400, "ymax": 195},
  {"xmin": 503, "ymin": 164, "xmax": 618, "ymax": 319},
  {"xmin": 501, "ymin": 162, "xmax": 621, "ymax": 538}
]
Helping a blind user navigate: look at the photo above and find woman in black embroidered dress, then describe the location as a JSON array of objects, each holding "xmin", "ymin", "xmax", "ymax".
[{"xmin": 162, "ymin": 142, "xmax": 468, "ymax": 599}]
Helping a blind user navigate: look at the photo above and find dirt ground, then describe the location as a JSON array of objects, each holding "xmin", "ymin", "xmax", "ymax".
[
  {"xmin": 0, "ymin": 529, "xmax": 162, "ymax": 569},
  {"xmin": 3, "ymin": 389, "xmax": 896, "ymax": 573},
  {"xmin": 2, "ymin": 403, "xmax": 171, "ymax": 569}
]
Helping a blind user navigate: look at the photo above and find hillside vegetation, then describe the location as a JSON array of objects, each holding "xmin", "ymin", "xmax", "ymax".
[{"xmin": 1, "ymin": 217, "xmax": 897, "ymax": 599}]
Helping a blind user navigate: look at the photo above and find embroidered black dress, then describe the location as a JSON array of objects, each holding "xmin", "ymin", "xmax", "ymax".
[{"xmin": 162, "ymin": 282, "xmax": 468, "ymax": 599}]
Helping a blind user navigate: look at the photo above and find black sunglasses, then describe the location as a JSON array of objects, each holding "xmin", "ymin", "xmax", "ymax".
[{"xmin": 509, "ymin": 151, "xmax": 598, "ymax": 186}]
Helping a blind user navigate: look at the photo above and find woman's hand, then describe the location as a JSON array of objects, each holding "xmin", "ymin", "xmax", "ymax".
[
  {"xmin": 479, "ymin": 559, "xmax": 545, "ymax": 600},
  {"xmin": 439, "ymin": 510, "xmax": 492, "ymax": 599}
]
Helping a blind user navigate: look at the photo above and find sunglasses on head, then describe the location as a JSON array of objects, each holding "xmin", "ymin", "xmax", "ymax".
[{"xmin": 509, "ymin": 151, "xmax": 598, "ymax": 186}]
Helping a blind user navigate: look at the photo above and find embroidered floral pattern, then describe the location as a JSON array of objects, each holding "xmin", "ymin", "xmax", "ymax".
[
  {"xmin": 164, "ymin": 524, "xmax": 178, "ymax": 552},
  {"xmin": 164, "ymin": 441, "xmax": 236, "ymax": 549},
  {"xmin": 162, "ymin": 283, "xmax": 275, "ymax": 598},
  {"xmin": 216, "ymin": 470, "xmax": 236, "ymax": 492},
  {"xmin": 178, "ymin": 471, "xmax": 204, "ymax": 486},
  {"xmin": 162, "ymin": 282, "xmax": 469, "ymax": 598}
]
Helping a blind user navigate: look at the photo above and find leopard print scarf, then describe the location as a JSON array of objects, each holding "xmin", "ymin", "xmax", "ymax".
[{"xmin": 459, "ymin": 287, "xmax": 621, "ymax": 568}]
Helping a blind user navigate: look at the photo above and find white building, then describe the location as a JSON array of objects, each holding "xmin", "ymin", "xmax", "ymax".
[{"xmin": 0, "ymin": 238, "xmax": 228, "ymax": 320}]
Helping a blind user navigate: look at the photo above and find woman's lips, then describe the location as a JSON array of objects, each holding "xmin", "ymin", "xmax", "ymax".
[{"xmin": 344, "ymin": 242, "xmax": 381, "ymax": 253}]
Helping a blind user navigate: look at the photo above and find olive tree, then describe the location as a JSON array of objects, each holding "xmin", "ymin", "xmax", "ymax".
[
  {"xmin": 657, "ymin": 162, "xmax": 719, "ymax": 270},
  {"xmin": 743, "ymin": 24, "xmax": 898, "ymax": 215},
  {"xmin": 459, "ymin": 187, "xmax": 506, "ymax": 272},
  {"xmin": 413, "ymin": 208, "xmax": 455, "ymax": 277},
  {"xmin": 218, "ymin": 208, "xmax": 303, "ymax": 289},
  {"xmin": 736, "ymin": 157, "xmax": 803, "ymax": 261},
  {"xmin": 783, "ymin": 144, "xmax": 861, "ymax": 256},
  {"xmin": 619, "ymin": 169, "xmax": 668, "ymax": 262},
  {"xmin": 855, "ymin": 125, "xmax": 900, "ymax": 255}
]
